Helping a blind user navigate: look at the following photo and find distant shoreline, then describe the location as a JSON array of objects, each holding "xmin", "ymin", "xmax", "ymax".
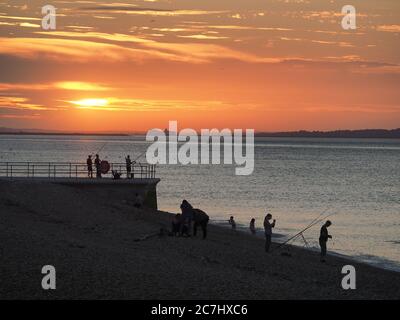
[
  {"xmin": 0, "ymin": 128, "xmax": 400, "ymax": 139},
  {"xmin": 0, "ymin": 132, "xmax": 131, "ymax": 136},
  {"xmin": 255, "ymin": 128, "xmax": 400, "ymax": 139}
]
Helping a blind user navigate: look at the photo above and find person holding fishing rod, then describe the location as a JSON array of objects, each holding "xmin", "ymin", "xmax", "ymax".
[
  {"xmin": 264, "ymin": 213, "xmax": 276, "ymax": 253},
  {"xmin": 125, "ymin": 155, "xmax": 133, "ymax": 179},
  {"xmin": 271, "ymin": 210, "xmax": 336, "ymax": 256},
  {"xmin": 95, "ymin": 154, "xmax": 102, "ymax": 178},
  {"xmin": 86, "ymin": 141, "xmax": 108, "ymax": 179},
  {"xmin": 319, "ymin": 220, "xmax": 332, "ymax": 263},
  {"xmin": 86, "ymin": 155, "xmax": 93, "ymax": 178}
]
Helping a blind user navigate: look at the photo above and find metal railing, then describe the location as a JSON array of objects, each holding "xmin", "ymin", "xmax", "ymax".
[{"xmin": 0, "ymin": 162, "xmax": 157, "ymax": 179}]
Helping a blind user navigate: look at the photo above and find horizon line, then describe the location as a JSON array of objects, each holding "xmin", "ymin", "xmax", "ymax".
[{"xmin": 0, "ymin": 127, "xmax": 400, "ymax": 138}]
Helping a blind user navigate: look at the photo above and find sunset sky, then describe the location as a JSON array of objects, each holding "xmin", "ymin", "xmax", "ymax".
[{"xmin": 0, "ymin": 0, "xmax": 399, "ymax": 132}]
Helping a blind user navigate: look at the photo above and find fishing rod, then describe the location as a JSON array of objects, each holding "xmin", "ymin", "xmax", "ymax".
[
  {"xmin": 133, "ymin": 149, "xmax": 147, "ymax": 163},
  {"xmin": 285, "ymin": 208, "xmax": 330, "ymax": 244},
  {"xmin": 272, "ymin": 211, "xmax": 337, "ymax": 252},
  {"xmin": 277, "ymin": 211, "xmax": 337, "ymax": 250},
  {"xmin": 117, "ymin": 136, "xmax": 147, "ymax": 163},
  {"xmin": 90, "ymin": 141, "xmax": 108, "ymax": 156},
  {"xmin": 96, "ymin": 141, "xmax": 108, "ymax": 155},
  {"xmin": 300, "ymin": 209, "xmax": 329, "ymax": 236},
  {"xmin": 123, "ymin": 149, "xmax": 147, "ymax": 166}
]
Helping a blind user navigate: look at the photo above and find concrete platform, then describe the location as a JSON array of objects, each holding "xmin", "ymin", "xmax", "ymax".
[
  {"xmin": 0, "ymin": 177, "xmax": 161, "ymax": 209},
  {"xmin": 0, "ymin": 177, "xmax": 160, "ymax": 185}
]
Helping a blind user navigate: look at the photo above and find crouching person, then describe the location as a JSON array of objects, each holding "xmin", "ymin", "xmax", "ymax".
[{"xmin": 192, "ymin": 208, "xmax": 210, "ymax": 239}]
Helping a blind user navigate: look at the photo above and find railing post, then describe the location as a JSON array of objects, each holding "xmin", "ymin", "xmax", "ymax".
[{"xmin": 27, "ymin": 163, "xmax": 30, "ymax": 178}]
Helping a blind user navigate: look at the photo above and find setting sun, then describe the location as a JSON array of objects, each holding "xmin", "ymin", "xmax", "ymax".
[{"xmin": 69, "ymin": 98, "xmax": 109, "ymax": 108}]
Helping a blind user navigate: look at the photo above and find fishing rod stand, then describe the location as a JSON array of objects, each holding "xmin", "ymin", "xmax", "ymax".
[{"xmin": 300, "ymin": 233, "xmax": 309, "ymax": 248}]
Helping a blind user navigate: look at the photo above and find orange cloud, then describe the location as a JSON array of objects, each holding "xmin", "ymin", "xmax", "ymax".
[
  {"xmin": 177, "ymin": 34, "xmax": 229, "ymax": 40},
  {"xmin": 0, "ymin": 36, "xmax": 281, "ymax": 64},
  {"xmin": 19, "ymin": 22, "xmax": 40, "ymax": 28},
  {"xmin": 0, "ymin": 37, "xmax": 179, "ymax": 62},
  {"xmin": 0, "ymin": 83, "xmax": 50, "ymax": 91},
  {"xmin": 0, "ymin": 14, "xmax": 41, "ymax": 21},
  {"xmin": 34, "ymin": 31, "xmax": 153, "ymax": 44},
  {"xmin": 78, "ymin": 5, "xmax": 227, "ymax": 16},
  {"xmin": 0, "ymin": 82, "xmax": 113, "ymax": 92},
  {"xmin": 63, "ymin": 97, "xmax": 244, "ymax": 112},
  {"xmin": 0, "ymin": 96, "xmax": 48, "ymax": 110},
  {"xmin": 0, "ymin": 114, "xmax": 41, "ymax": 119},
  {"xmin": 376, "ymin": 25, "xmax": 400, "ymax": 33},
  {"xmin": 279, "ymin": 37, "xmax": 354, "ymax": 47},
  {"xmin": 54, "ymin": 82, "xmax": 113, "ymax": 91}
]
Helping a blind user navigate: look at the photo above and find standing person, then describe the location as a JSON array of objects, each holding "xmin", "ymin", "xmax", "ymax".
[
  {"xmin": 171, "ymin": 214, "xmax": 181, "ymax": 236},
  {"xmin": 125, "ymin": 155, "xmax": 132, "ymax": 178},
  {"xmin": 264, "ymin": 213, "xmax": 276, "ymax": 252},
  {"xmin": 86, "ymin": 155, "xmax": 93, "ymax": 178},
  {"xmin": 94, "ymin": 154, "xmax": 102, "ymax": 178},
  {"xmin": 228, "ymin": 216, "xmax": 236, "ymax": 230},
  {"xmin": 249, "ymin": 218, "xmax": 256, "ymax": 235},
  {"xmin": 193, "ymin": 209, "xmax": 210, "ymax": 239},
  {"xmin": 319, "ymin": 220, "xmax": 332, "ymax": 262},
  {"xmin": 180, "ymin": 200, "xmax": 194, "ymax": 236}
]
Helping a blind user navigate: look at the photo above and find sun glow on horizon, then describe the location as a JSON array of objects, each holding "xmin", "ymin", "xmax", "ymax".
[{"xmin": 69, "ymin": 98, "xmax": 109, "ymax": 108}]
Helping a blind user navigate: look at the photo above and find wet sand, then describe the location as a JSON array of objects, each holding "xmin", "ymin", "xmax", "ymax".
[{"xmin": 0, "ymin": 180, "xmax": 399, "ymax": 299}]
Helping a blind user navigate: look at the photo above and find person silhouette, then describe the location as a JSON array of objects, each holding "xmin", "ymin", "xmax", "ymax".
[
  {"xmin": 250, "ymin": 218, "xmax": 256, "ymax": 235},
  {"xmin": 264, "ymin": 213, "xmax": 276, "ymax": 252},
  {"xmin": 86, "ymin": 155, "xmax": 93, "ymax": 178},
  {"xmin": 193, "ymin": 209, "xmax": 210, "ymax": 239},
  {"xmin": 126, "ymin": 155, "xmax": 132, "ymax": 178},
  {"xmin": 319, "ymin": 220, "xmax": 332, "ymax": 262},
  {"xmin": 180, "ymin": 200, "xmax": 194, "ymax": 236},
  {"xmin": 94, "ymin": 154, "xmax": 101, "ymax": 178},
  {"xmin": 229, "ymin": 216, "xmax": 236, "ymax": 230}
]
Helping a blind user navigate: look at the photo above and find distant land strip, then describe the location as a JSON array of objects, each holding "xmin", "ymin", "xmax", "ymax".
[
  {"xmin": 255, "ymin": 128, "xmax": 400, "ymax": 139},
  {"xmin": 0, "ymin": 128, "xmax": 399, "ymax": 138}
]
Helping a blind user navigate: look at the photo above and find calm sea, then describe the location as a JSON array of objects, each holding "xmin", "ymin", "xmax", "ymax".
[{"xmin": 1, "ymin": 134, "xmax": 399, "ymax": 271}]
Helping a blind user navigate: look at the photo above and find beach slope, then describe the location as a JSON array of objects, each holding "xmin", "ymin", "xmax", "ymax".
[{"xmin": 0, "ymin": 180, "xmax": 399, "ymax": 299}]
